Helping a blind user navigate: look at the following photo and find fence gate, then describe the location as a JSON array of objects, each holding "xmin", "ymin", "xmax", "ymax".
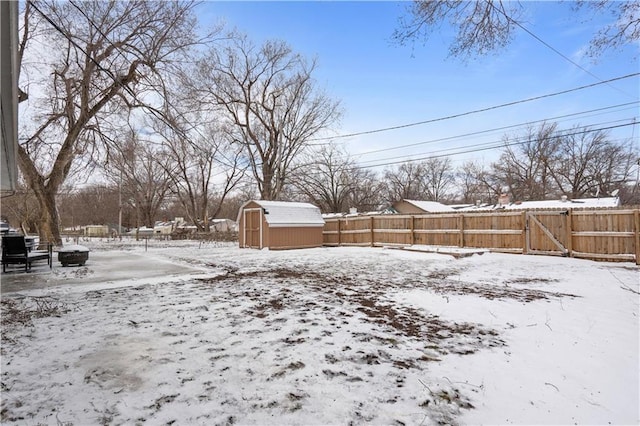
[
  {"xmin": 526, "ymin": 211, "xmax": 569, "ymax": 256},
  {"xmin": 243, "ymin": 208, "xmax": 262, "ymax": 249}
]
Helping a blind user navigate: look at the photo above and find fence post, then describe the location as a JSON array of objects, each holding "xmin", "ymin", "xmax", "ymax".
[
  {"xmin": 458, "ymin": 214, "xmax": 464, "ymax": 248},
  {"xmin": 410, "ymin": 216, "xmax": 415, "ymax": 245},
  {"xmin": 337, "ymin": 219, "xmax": 341, "ymax": 247},
  {"xmin": 370, "ymin": 216, "xmax": 374, "ymax": 247},
  {"xmin": 566, "ymin": 209, "xmax": 573, "ymax": 258},
  {"xmin": 635, "ymin": 210, "xmax": 640, "ymax": 265},
  {"xmin": 522, "ymin": 211, "xmax": 528, "ymax": 254}
]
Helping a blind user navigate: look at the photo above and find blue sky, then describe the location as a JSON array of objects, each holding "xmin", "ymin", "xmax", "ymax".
[{"xmin": 195, "ymin": 1, "xmax": 639, "ymax": 170}]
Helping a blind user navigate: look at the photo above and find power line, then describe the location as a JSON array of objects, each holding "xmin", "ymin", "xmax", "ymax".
[
  {"xmin": 350, "ymin": 101, "xmax": 639, "ymax": 158},
  {"xmin": 356, "ymin": 121, "xmax": 638, "ymax": 170},
  {"xmin": 294, "ymin": 120, "xmax": 639, "ymax": 181},
  {"xmin": 310, "ymin": 72, "xmax": 640, "ymax": 142},
  {"xmin": 254, "ymin": 117, "xmax": 640, "ymax": 184},
  {"xmin": 357, "ymin": 117, "xmax": 636, "ymax": 167},
  {"xmin": 486, "ymin": 0, "xmax": 633, "ymax": 100}
]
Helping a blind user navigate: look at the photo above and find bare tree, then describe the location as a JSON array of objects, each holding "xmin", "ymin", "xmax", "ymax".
[
  {"xmin": 577, "ymin": 1, "xmax": 640, "ymax": 57},
  {"xmin": 492, "ymin": 123, "xmax": 560, "ymax": 201},
  {"xmin": 587, "ymin": 138, "xmax": 637, "ymax": 197},
  {"xmin": 395, "ymin": 1, "xmax": 639, "ymax": 59},
  {"xmin": 152, "ymin": 113, "xmax": 246, "ymax": 232},
  {"xmin": 489, "ymin": 123, "xmax": 637, "ymax": 202},
  {"xmin": 395, "ymin": 1, "xmax": 521, "ymax": 58},
  {"xmin": 190, "ymin": 35, "xmax": 341, "ymax": 200},
  {"xmin": 105, "ymin": 130, "xmax": 173, "ymax": 230},
  {"xmin": 17, "ymin": 0, "xmax": 201, "ymax": 244},
  {"xmin": 383, "ymin": 158, "xmax": 454, "ymax": 202},
  {"xmin": 348, "ymin": 168, "xmax": 385, "ymax": 213},
  {"xmin": 548, "ymin": 127, "xmax": 609, "ymax": 198},
  {"xmin": 57, "ymin": 185, "xmax": 120, "ymax": 230},
  {"xmin": 457, "ymin": 161, "xmax": 488, "ymax": 204},
  {"xmin": 422, "ymin": 157, "xmax": 455, "ymax": 202},
  {"xmin": 292, "ymin": 144, "xmax": 358, "ymax": 213},
  {"xmin": 215, "ymin": 183, "xmax": 260, "ymax": 219},
  {"xmin": 384, "ymin": 161, "xmax": 428, "ymax": 202},
  {"xmin": 0, "ymin": 181, "xmax": 41, "ymax": 234}
]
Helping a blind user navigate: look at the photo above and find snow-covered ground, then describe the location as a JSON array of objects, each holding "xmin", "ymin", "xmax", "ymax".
[{"xmin": 1, "ymin": 239, "xmax": 638, "ymax": 425}]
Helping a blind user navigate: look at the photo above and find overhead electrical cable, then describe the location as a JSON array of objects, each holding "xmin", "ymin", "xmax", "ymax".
[
  {"xmin": 355, "ymin": 121, "xmax": 638, "ymax": 170},
  {"xmin": 486, "ymin": 0, "xmax": 633, "ymax": 100},
  {"xmin": 356, "ymin": 117, "xmax": 636, "ymax": 167},
  {"xmin": 46, "ymin": 1, "xmax": 639, "ymax": 184},
  {"xmin": 310, "ymin": 72, "xmax": 640, "ymax": 142},
  {"xmin": 351, "ymin": 101, "xmax": 639, "ymax": 157},
  {"xmin": 294, "ymin": 120, "xmax": 638, "ymax": 179}
]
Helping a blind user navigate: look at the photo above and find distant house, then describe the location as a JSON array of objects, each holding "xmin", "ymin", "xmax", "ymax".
[
  {"xmin": 391, "ymin": 199, "xmax": 455, "ymax": 215},
  {"xmin": 210, "ymin": 218, "xmax": 236, "ymax": 233},
  {"xmin": 154, "ymin": 221, "xmax": 174, "ymax": 235},
  {"xmin": 237, "ymin": 200, "xmax": 325, "ymax": 250},
  {"xmin": 84, "ymin": 225, "xmax": 109, "ymax": 237}
]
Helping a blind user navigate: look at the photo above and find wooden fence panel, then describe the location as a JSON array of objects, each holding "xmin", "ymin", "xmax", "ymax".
[
  {"xmin": 462, "ymin": 212, "xmax": 524, "ymax": 251},
  {"xmin": 413, "ymin": 215, "xmax": 460, "ymax": 247},
  {"xmin": 323, "ymin": 220, "xmax": 340, "ymax": 246},
  {"xmin": 570, "ymin": 210, "xmax": 636, "ymax": 261},
  {"xmin": 323, "ymin": 208, "xmax": 640, "ymax": 263},
  {"xmin": 373, "ymin": 216, "xmax": 412, "ymax": 245},
  {"xmin": 337, "ymin": 217, "xmax": 372, "ymax": 246}
]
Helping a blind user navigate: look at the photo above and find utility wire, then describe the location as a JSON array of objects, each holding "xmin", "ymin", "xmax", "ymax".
[
  {"xmin": 357, "ymin": 117, "xmax": 636, "ymax": 167},
  {"xmin": 356, "ymin": 121, "xmax": 637, "ymax": 170},
  {"xmin": 348, "ymin": 101, "xmax": 639, "ymax": 158},
  {"xmin": 310, "ymin": 72, "xmax": 639, "ymax": 142},
  {"xmin": 486, "ymin": 0, "xmax": 632, "ymax": 99},
  {"xmin": 293, "ymin": 120, "xmax": 638, "ymax": 180},
  {"xmin": 38, "ymin": 1, "xmax": 640, "ymax": 182}
]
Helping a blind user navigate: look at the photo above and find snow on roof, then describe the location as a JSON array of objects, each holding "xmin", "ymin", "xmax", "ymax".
[
  {"xmin": 323, "ymin": 210, "xmax": 388, "ymax": 219},
  {"xmin": 322, "ymin": 213, "xmax": 344, "ymax": 219},
  {"xmin": 402, "ymin": 200, "xmax": 456, "ymax": 212},
  {"xmin": 457, "ymin": 197, "xmax": 621, "ymax": 211},
  {"xmin": 239, "ymin": 200, "xmax": 325, "ymax": 228},
  {"xmin": 508, "ymin": 197, "xmax": 620, "ymax": 210}
]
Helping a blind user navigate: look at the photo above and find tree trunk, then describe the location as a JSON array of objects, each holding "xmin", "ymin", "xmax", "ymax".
[
  {"xmin": 37, "ymin": 190, "xmax": 62, "ymax": 247},
  {"xmin": 16, "ymin": 145, "xmax": 63, "ymax": 246},
  {"xmin": 260, "ymin": 169, "xmax": 275, "ymax": 200}
]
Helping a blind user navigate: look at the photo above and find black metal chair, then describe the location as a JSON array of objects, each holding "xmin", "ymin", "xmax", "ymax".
[{"xmin": 1, "ymin": 235, "xmax": 52, "ymax": 272}]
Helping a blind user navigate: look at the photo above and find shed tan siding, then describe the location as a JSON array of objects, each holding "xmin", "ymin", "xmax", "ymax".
[
  {"xmin": 238, "ymin": 200, "xmax": 324, "ymax": 250},
  {"xmin": 268, "ymin": 227, "xmax": 324, "ymax": 250}
]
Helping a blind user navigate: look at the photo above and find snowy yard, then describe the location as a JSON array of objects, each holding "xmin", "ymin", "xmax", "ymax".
[{"xmin": 1, "ymin": 240, "xmax": 638, "ymax": 425}]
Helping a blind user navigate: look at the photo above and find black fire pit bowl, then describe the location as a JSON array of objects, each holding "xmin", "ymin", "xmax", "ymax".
[{"xmin": 58, "ymin": 245, "xmax": 90, "ymax": 267}]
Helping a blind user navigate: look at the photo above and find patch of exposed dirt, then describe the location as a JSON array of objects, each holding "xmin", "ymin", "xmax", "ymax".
[
  {"xmin": 197, "ymin": 266, "xmax": 507, "ymax": 362},
  {"xmin": 424, "ymin": 280, "xmax": 578, "ymax": 302}
]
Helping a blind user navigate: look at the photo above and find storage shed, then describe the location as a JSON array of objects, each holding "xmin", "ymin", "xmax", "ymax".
[{"xmin": 237, "ymin": 200, "xmax": 325, "ymax": 250}]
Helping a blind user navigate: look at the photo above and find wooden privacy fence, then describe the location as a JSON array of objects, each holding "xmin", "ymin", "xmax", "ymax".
[{"xmin": 323, "ymin": 208, "xmax": 640, "ymax": 264}]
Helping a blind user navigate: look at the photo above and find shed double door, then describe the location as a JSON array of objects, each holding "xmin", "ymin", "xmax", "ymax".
[{"xmin": 243, "ymin": 208, "xmax": 263, "ymax": 249}]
